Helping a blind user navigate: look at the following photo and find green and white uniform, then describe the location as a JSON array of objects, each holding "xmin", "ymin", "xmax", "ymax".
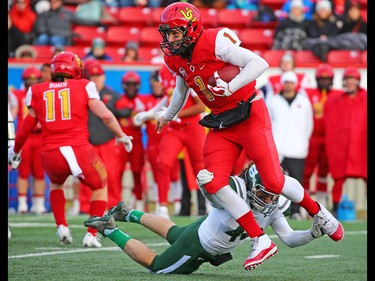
[{"xmin": 149, "ymin": 175, "xmax": 316, "ymax": 274}]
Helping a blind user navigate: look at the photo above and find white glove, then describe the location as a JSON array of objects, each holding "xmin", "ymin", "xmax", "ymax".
[
  {"xmin": 196, "ymin": 169, "xmax": 214, "ymax": 186},
  {"xmin": 116, "ymin": 135, "xmax": 134, "ymax": 153},
  {"xmin": 207, "ymin": 71, "xmax": 233, "ymax": 97},
  {"xmin": 154, "ymin": 107, "xmax": 181, "ymax": 123},
  {"xmin": 133, "ymin": 111, "xmax": 155, "ymax": 127},
  {"xmin": 8, "ymin": 146, "xmax": 21, "ymax": 170}
]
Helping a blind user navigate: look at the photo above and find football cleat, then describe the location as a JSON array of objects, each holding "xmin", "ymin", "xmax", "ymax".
[
  {"xmin": 243, "ymin": 234, "xmax": 278, "ymax": 271},
  {"xmin": 107, "ymin": 201, "xmax": 132, "ymax": 222},
  {"xmin": 56, "ymin": 225, "xmax": 73, "ymax": 245},
  {"xmin": 84, "ymin": 215, "xmax": 116, "ymax": 236},
  {"xmin": 313, "ymin": 203, "xmax": 344, "ymax": 241},
  {"xmin": 82, "ymin": 232, "xmax": 102, "ymax": 248}
]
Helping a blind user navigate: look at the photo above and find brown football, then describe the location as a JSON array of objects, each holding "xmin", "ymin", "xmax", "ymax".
[{"xmin": 208, "ymin": 65, "xmax": 241, "ymax": 87}]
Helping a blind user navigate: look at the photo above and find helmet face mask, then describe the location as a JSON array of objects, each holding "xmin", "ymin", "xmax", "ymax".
[
  {"xmin": 158, "ymin": 2, "xmax": 203, "ymax": 57},
  {"xmin": 245, "ymin": 165, "xmax": 279, "ymax": 216}
]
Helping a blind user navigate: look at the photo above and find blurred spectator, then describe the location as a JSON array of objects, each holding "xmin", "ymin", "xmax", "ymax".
[
  {"xmin": 277, "ymin": 0, "xmax": 315, "ymax": 20},
  {"xmin": 267, "ymin": 71, "xmax": 314, "ymax": 220},
  {"xmin": 14, "ymin": 44, "xmax": 37, "ymax": 59},
  {"xmin": 103, "ymin": 0, "xmax": 161, "ymax": 8},
  {"xmin": 122, "ymin": 41, "xmax": 140, "ymax": 62},
  {"xmin": 339, "ymin": 1, "xmax": 367, "ymax": 34},
  {"xmin": 8, "ymin": 12, "xmax": 27, "ymax": 58},
  {"xmin": 9, "ymin": 0, "xmax": 37, "ymax": 44},
  {"xmin": 272, "ymin": 0, "xmax": 310, "ymax": 50},
  {"xmin": 75, "ymin": 0, "xmax": 118, "ymax": 24},
  {"xmin": 51, "ymin": 44, "xmax": 65, "ymax": 56},
  {"xmin": 324, "ymin": 67, "xmax": 367, "ymax": 216},
  {"xmin": 33, "ymin": 0, "xmax": 107, "ymax": 46},
  {"xmin": 227, "ymin": 0, "xmax": 258, "ymax": 10},
  {"xmin": 40, "ymin": 63, "xmax": 51, "ymax": 82},
  {"xmin": 189, "ymin": 0, "xmax": 226, "ymax": 9},
  {"xmin": 34, "ymin": 0, "xmax": 50, "ymax": 14},
  {"xmin": 301, "ymin": 0, "xmax": 366, "ymax": 61},
  {"xmin": 258, "ymin": 51, "xmax": 314, "ymax": 104},
  {"xmin": 82, "ymin": 37, "xmax": 113, "ymax": 61},
  {"xmin": 303, "ymin": 64, "xmax": 341, "ymax": 208}
]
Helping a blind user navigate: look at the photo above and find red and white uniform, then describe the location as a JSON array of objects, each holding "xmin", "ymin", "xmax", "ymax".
[
  {"xmin": 156, "ymin": 65, "xmax": 206, "ymax": 205},
  {"xmin": 303, "ymin": 87, "xmax": 341, "ymax": 193},
  {"xmin": 115, "ymin": 95, "xmax": 145, "ymax": 200},
  {"xmin": 324, "ymin": 88, "xmax": 367, "ymax": 204},
  {"xmin": 14, "ymin": 79, "xmax": 108, "ymax": 189},
  {"xmin": 12, "ymin": 89, "xmax": 44, "ymax": 180},
  {"xmin": 164, "ymin": 27, "xmax": 285, "ymax": 195}
]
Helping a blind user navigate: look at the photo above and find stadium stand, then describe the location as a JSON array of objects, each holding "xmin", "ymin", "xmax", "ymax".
[
  {"xmin": 117, "ymin": 7, "xmax": 153, "ymax": 27},
  {"xmin": 106, "ymin": 26, "xmax": 141, "ymax": 47}
]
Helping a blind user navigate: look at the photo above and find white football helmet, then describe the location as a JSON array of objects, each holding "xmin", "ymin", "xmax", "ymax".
[{"xmin": 245, "ymin": 164, "xmax": 280, "ymax": 216}]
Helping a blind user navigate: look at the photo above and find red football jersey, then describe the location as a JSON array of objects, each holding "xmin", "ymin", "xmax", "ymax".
[
  {"xmin": 115, "ymin": 95, "xmax": 144, "ymax": 139},
  {"xmin": 164, "ymin": 28, "xmax": 256, "ymax": 115},
  {"xmin": 26, "ymin": 79, "xmax": 99, "ymax": 151},
  {"xmin": 159, "ymin": 64, "xmax": 201, "ymax": 126}
]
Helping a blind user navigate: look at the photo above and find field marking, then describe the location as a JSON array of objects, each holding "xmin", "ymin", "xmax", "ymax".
[
  {"xmin": 8, "ymin": 223, "xmax": 366, "ymax": 260},
  {"xmin": 305, "ymin": 255, "xmax": 340, "ymax": 259}
]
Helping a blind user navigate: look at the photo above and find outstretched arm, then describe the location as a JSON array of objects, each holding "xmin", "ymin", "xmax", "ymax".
[{"xmin": 271, "ymin": 215, "xmax": 324, "ymax": 248}]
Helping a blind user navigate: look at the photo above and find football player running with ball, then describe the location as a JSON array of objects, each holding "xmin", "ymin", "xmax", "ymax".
[{"xmin": 153, "ymin": 2, "xmax": 344, "ymax": 271}]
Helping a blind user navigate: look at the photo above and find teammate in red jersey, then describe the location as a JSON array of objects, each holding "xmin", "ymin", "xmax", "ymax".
[
  {"xmin": 154, "ymin": 2, "xmax": 344, "ymax": 271},
  {"xmin": 135, "ymin": 63, "xmax": 207, "ymax": 218},
  {"xmin": 133, "ymin": 70, "xmax": 183, "ymax": 215},
  {"xmin": 303, "ymin": 64, "xmax": 341, "ymax": 207},
  {"xmin": 11, "ymin": 65, "xmax": 47, "ymax": 214},
  {"xmin": 115, "ymin": 71, "xmax": 147, "ymax": 211},
  {"xmin": 8, "ymin": 51, "xmax": 133, "ymax": 247}
]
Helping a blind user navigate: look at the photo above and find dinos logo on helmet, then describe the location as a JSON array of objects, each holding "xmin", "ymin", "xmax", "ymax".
[{"xmin": 180, "ymin": 7, "xmax": 196, "ymax": 22}]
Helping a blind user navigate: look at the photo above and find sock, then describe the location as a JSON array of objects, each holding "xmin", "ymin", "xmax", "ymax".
[
  {"xmin": 105, "ymin": 228, "xmax": 132, "ymax": 249},
  {"xmin": 126, "ymin": 210, "xmax": 144, "ymax": 224},
  {"xmin": 88, "ymin": 200, "xmax": 107, "ymax": 235},
  {"xmin": 50, "ymin": 189, "xmax": 67, "ymax": 226}
]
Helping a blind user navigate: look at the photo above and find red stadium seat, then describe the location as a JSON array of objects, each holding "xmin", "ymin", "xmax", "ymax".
[
  {"xmin": 262, "ymin": 50, "xmax": 296, "ymax": 67},
  {"xmin": 33, "ymin": 45, "xmax": 54, "ymax": 60},
  {"xmin": 139, "ymin": 27, "xmax": 162, "ymax": 48},
  {"xmin": 361, "ymin": 50, "xmax": 367, "ymax": 66},
  {"xmin": 239, "ymin": 28, "xmax": 274, "ymax": 50},
  {"xmin": 150, "ymin": 7, "xmax": 164, "ymax": 27},
  {"xmin": 217, "ymin": 9, "xmax": 255, "ymax": 29},
  {"xmin": 72, "ymin": 25, "xmax": 107, "ymax": 46},
  {"xmin": 64, "ymin": 45, "xmax": 90, "ymax": 59},
  {"xmin": 294, "ymin": 50, "xmax": 322, "ymax": 67},
  {"xmin": 200, "ymin": 8, "xmax": 219, "ymax": 28},
  {"xmin": 327, "ymin": 50, "xmax": 362, "ymax": 67},
  {"xmin": 106, "ymin": 26, "xmax": 140, "ymax": 47},
  {"xmin": 104, "ymin": 46, "xmax": 125, "ymax": 61},
  {"xmin": 138, "ymin": 47, "xmax": 162, "ymax": 62},
  {"xmin": 117, "ymin": 7, "xmax": 153, "ymax": 27},
  {"xmin": 259, "ymin": 0, "xmax": 285, "ymax": 10}
]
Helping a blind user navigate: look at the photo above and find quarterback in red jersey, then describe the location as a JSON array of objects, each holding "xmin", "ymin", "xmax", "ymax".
[
  {"xmin": 154, "ymin": 2, "xmax": 344, "ymax": 271},
  {"xmin": 9, "ymin": 51, "xmax": 133, "ymax": 247}
]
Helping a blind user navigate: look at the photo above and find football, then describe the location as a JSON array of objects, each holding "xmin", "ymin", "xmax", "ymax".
[{"xmin": 208, "ymin": 65, "xmax": 241, "ymax": 87}]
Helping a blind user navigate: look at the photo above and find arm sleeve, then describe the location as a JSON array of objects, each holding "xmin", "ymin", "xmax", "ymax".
[
  {"xmin": 14, "ymin": 114, "xmax": 38, "ymax": 153},
  {"xmin": 8, "ymin": 102, "xmax": 15, "ymax": 147},
  {"xmin": 214, "ymin": 28, "xmax": 269, "ymax": 93},
  {"xmin": 164, "ymin": 75, "xmax": 190, "ymax": 121},
  {"xmin": 271, "ymin": 215, "xmax": 314, "ymax": 248}
]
